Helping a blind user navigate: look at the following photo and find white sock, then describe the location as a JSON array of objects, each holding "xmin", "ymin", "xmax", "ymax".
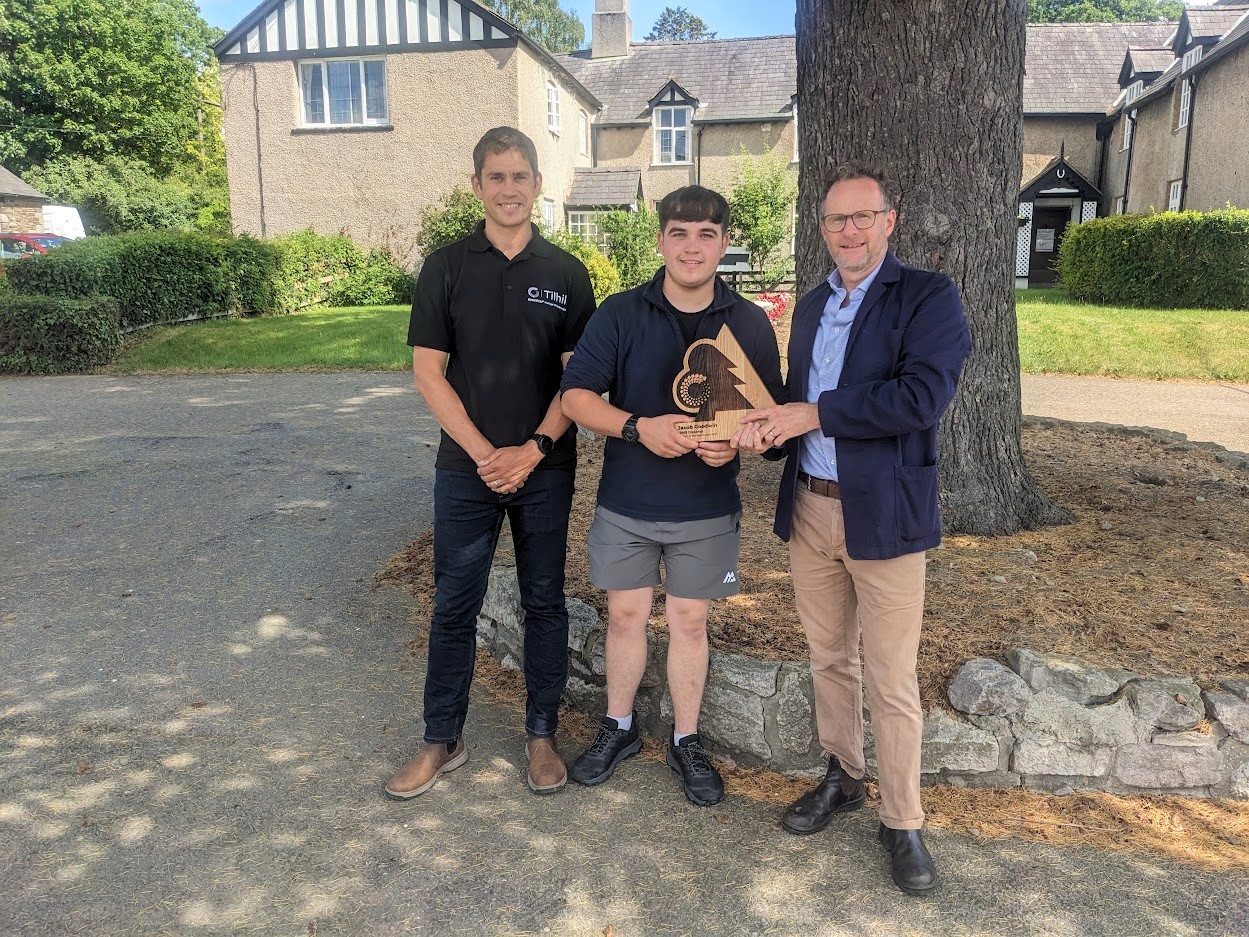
[
  {"xmin": 673, "ymin": 731, "xmax": 692, "ymax": 745},
  {"xmin": 608, "ymin": 713, "xmax": 632, "ymax": 731}
]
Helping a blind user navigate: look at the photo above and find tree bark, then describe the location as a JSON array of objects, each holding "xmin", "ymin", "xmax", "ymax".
[{"xmin": 795, "ymin": 0, "xmax": 1072, "ymax": 534}]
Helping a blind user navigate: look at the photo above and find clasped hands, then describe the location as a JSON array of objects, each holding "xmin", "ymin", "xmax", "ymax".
[
  {"xmin": 477, "ymin": 442, "xmax": 543, "ymax": 494},
  {"xmin": 730, "ymin": 403, "xmax": 820, "ymax": 454}
]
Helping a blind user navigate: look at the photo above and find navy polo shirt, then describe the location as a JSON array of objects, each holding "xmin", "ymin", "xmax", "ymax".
[{"xmin": 408, "ymin": 222, "xmax": 596, "ymax": 473}]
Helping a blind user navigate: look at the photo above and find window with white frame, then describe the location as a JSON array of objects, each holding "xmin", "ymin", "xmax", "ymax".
[
  {"xmin": 547, "ymin": 83, "xmax": 561, "ymax": 134},
  {"xmin": 792, "ymin": 104, "xmax": 799, "ymax": 162},
  {"xmin": 567, "ymin": 211, "xmax": 606, "ymax": 245},
  {"xmin": 299, "ymin": 58, "xmax": 388, "ymax": 127},
  {"xmin": 1177, "ymin": 77, "xmax": 1193, "ymax": 130},
  {"xmin": 653, "ymin": 106, "xmax": 691, "ymax": 164},
  {"xmin": 1121, "ymin": 81, "xmax": 1142, "ymax": 151},
  {"xmin": 1113, "ymin": 196, "xmax": 1125, "ymax": 215},
  {"xmin": 1182, "ymin": 47, "xmax": 1202, "ymax": 72},
  {"xmin": 578, "ymin": 110, "xmax": 589, "ymax": 156},
  {"xmin": 1168, "ymin": 180, "xmax": 1182, "ymax": 211},
  {"xmin": 543, "ymin": 198, "xmax": 556, "ymax": 230}
]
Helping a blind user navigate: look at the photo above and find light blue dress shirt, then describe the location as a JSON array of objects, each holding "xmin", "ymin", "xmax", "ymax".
[{"xmin": 799, "ymin": 259, "xmax": 886, "ymax": 481}]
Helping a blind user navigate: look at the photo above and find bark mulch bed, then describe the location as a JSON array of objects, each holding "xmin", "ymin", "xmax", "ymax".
[{"xmin": 376, "ymin": 423, "xmax": 1249, "ymax": 870}]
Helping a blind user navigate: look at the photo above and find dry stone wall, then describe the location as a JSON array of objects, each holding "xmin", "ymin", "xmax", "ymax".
[{"xmin": 477, "ymin": 565, "xmax": 1249, "ymax": 799}]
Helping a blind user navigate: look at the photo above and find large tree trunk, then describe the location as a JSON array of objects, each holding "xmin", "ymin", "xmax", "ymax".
[{"xmin": 795, "ymin": 0, "xmax": 1071, "ymax": 534}]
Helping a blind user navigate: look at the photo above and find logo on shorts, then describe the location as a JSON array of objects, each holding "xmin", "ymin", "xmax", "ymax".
[{"xmin": 722, "ymin": 571, "xmax": 737, "ymax": 584}]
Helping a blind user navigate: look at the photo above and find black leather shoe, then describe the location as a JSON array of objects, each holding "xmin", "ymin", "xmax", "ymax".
[
  {"xmin": 666, "ymin": 731, "xmax": 724, "ymax": 806},
  {"xmin": 781, "ymin": 756, "xmax": 865, "ymax": 834},
  {"xmin": 878, "ymin": 823, "xmax": 937, "ymax": 895},
  {"xmin": 571, "ymin": 714, "xmax": 642, "ymax": 786}
]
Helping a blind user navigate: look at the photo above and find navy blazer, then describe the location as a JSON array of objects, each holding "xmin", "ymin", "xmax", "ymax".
[{"xmin": 771, "ymin": 252, "xmax": 971, "ymax": 560}]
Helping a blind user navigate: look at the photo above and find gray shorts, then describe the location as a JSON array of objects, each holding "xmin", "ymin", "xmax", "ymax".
[{"xmin": 587, "ymin": 507, "xmax": 742, "ymax": 600}]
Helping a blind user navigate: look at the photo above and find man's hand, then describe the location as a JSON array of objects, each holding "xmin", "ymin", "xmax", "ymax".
[
  {"xmin": 739, "ymin": 403, "xmax": 820, "ymax": 448},
  {"xmin": 477, "ymin": 443, "xmax": 543, "ymax": 494},
  {"xmin": 637, "ymin": 414, "xmax": 698, "ymax": 459},
  {"xmin": 695, "ymin": 440, "xmax": 737, "ymax": 468},
  {"xmin": 729, "ymin": 421, "xmax": 770, "ymax": 455}
]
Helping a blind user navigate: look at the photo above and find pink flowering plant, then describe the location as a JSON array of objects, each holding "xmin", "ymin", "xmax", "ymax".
[{"xmin": 754, "ymin": 291, "xmax": 793, "ymax": 324}]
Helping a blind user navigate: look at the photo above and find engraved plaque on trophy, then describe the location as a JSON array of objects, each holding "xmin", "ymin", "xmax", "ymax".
[{"xmin": 671, "ymin": 324, "xmax": 777, "ymax": 441}]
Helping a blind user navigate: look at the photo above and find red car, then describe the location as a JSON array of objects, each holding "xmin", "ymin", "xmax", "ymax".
[{"xmin": 0, "ymin": 233, "xmax": 65, "ymax": 259}]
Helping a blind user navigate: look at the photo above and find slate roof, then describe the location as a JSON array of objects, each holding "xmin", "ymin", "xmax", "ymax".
[
  {"xmin": 1182, "ymin": 6, "xmax": 1249, "ymax": 45},
  {"xmin": 1135, "ymin": 8, "xmax": 1249, "ymax": 109},
  {"xmin": 1124, "ymin": 47, "xmax": 1174, "ymax": 79},
  {"xmin": 556, "ymin": 36, "xmax": 797, "ymax": 125},
  {"xmin": 559, "ymin": 24, "xmax": 1178, "ymax": 123},
  {"xmin": 566, "ymin": 167, "xmax": 642, "ymax": 207},
  {"xmin": 1023, "ymin": 22, "xmax": 1175, "ymax": 113},
  {"xmin": 0, "ymin": 166, "xmax": 46, "ymax": 201}
]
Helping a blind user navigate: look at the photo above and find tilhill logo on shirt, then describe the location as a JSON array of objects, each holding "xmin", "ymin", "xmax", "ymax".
[{"xmin": 526, "ymin": 286, "xmax": 567, "ymax": 310}]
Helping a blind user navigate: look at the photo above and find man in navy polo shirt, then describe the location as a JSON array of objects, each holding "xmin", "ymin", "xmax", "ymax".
[
  {"xmin": 385, "ymin": 127, "xmax": 595, "ymax": 800},
  {"xmin": 560, "ymin": 186, "xmax": 783, "ymax": 806},
  {"xmin": 735, "ymin": 165, "xmax": 971, "ymax": 894}
]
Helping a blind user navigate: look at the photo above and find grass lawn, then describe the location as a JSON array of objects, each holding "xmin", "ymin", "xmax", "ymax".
[
  {"xmin": 109, "ymin": 305, "xmax": 412, "ymax": 373},
  {"xmin": 110, "ymin": 291, "xmax": 1248, "ymax": 383},
  {"xmin": 1016, "ymin": 289, "xmax": 1249, "ymax": 382}
]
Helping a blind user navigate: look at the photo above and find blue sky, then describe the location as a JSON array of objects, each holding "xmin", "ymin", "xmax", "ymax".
[{"xmin": 198, "ymin": 0, "xmax": 797, "ymax": 40}]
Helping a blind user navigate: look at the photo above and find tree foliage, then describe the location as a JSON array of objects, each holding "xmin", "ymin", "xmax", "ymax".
[
  {"xmin": 0, "ymin": 0, "xmax": 220, "ymax": 175},
  {"xmin": 728, "ymin": 152, "xmax": 797, "ymax": 287},
  {"xmin": 601, "ymin": 207, "xmax": 661, "ymax": 290},
  {"xmin": 645, "ymin": 6, "xmax": 717, "ymax": 42},
  {"xmin": 477, "ymin": 0, "xmax": 585, "ymax": 52},
  {"xmin": 1027, "ymin": 0, "xmax": 1183, "ymax": 22},
  {"xmin": 416, "ymin": 186, "xmax": 486, "ymax": 257}
]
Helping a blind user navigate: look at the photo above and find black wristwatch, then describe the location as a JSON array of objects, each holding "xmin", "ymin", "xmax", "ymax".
[
  {"xmin": 529, "ymin": 433, "xmax": 553, "ymax": 456},
  {"xmin": 620, "ymin": 415, "xmax": 641, "ymax": 444}
]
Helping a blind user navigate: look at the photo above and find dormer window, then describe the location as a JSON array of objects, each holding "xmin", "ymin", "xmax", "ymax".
[
  {"xmin": 1182, "ymin": 47, "xmax": 1202, "ymax": 72},
  {"xmin": 1125, "ymin": 80, "xmax": 1144, "ymax": 106},
  {"xmin": 654, "ymin": 106, "xmax": 691, "ymax": 164},
  {"xmin": 1121, "ymin": 80, "xmax": 1143, "ymax": 151}
]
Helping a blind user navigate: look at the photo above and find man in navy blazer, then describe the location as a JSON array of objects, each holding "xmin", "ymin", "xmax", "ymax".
[{"xmin": 735, "ymin": 165, "xmax": 970, "ymax": 895}]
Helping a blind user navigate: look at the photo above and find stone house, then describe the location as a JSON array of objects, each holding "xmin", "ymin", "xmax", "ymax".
[
  {"xmin": 215, "ymin": 0, "xmax": 1246, "ymax": 278},
  {"xmin": 1103, "ymin": 2, "xmax": 1249, "ymax": 218},
  {"xmin": 214, "ymin": 0, "xmax": 600, "ymax": 259},
  {"xmin": 0, "ymin": 166, "xmax": 49, "ymax": 233}
]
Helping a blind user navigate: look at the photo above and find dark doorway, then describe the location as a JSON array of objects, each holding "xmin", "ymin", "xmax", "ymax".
[{"xmin": 1029, "ymin": 207, "xmax": 1070, "ymax": 286}]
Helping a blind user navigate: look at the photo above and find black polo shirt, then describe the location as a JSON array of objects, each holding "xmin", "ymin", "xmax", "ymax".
[{"xmin": 407, "ymin": 222, "xmax": 596, "ymax": 473}]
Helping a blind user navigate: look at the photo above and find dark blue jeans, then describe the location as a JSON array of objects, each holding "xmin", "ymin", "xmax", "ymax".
[{"xmin": 423, "ymin": 468, "xmax": 573, "ymax": 743}]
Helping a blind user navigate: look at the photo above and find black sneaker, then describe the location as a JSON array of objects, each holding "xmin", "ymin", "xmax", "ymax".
[
  {"xmin": 666, "ymin": 731, "xmax": 724, "ymax": 806},
  {"xmin": 570, "ymin": 714, "xmax": 642, "ymax": 786}
]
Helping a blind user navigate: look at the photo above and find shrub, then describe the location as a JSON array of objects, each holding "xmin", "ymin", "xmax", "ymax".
[
  {"xmin": 753, "ymin": 290, "xmax": 793, "ymax": 323},
  {"xmin": 545, "ymin": 228, "xmax": 621, "ymax": 304},
  {"xmin": 4, "ymin": 232, "xmax": 277, "ymax": 327},
  {"xmin": 601, "ymin": 207, "xmax": 661, "ymax": 290},
  {"xmin": 0, "ymin": 294, "xmax": 121, "ymax": 373},
  {"xmin": 327, "ymin": 249, "xmax": 413, "ymax": 306},
  {"xmin": 728, "ymin": 152, "xmax": 797, "ymax": 279},
  {"xmin": 1059, "ymin": 209, "xmax": 1249, "ymax": 309},
  {"xmin": 417, "ymin": 186, "xmax": 485, "ymax": 257}
]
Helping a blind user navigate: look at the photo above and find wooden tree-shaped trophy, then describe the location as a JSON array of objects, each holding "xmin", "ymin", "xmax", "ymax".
[{"xmin": 671, "ymin": 325, "xmax": 776, "ymax": 441}]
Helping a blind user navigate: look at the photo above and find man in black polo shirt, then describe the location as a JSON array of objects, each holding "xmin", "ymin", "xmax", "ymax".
[{"xmin": 385, "ymin": 126, "xmax": 595, "ymax": 800}]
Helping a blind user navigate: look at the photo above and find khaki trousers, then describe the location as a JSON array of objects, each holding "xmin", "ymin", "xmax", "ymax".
[{"xmin": 789, "ymin": 487, "xmax": 927, "ymax": 830}]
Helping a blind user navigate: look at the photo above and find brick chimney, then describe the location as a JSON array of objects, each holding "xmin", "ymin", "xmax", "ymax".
[{"xmin": 592, "ymin": 0, "xmax": 631, "ymax": 59}]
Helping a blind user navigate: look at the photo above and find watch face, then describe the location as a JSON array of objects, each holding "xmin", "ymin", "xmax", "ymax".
[
  {"xmin": 531, "ymin": 433, "xmax": 553, "ymax": 454},
  {"xmin": 621, "ymin": 418, "xmax": 639, "ymax": 443}
]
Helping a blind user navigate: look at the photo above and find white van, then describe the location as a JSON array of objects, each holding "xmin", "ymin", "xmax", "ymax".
[{"xmin": 40, "ymin": 205, "xmax": 86, "ymax": 240}]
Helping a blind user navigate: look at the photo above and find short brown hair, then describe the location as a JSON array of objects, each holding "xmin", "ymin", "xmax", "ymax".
[
  {"xmin": 822, "ymin": 164, "xmax": 898, "ymax": 213},
  {"xmin": 473, "ymin": 126, "xmax": 540, "ymax": 179},
  {"xmin": 657, "ymin": 185, "xmax": 730, "ymax": 232}
]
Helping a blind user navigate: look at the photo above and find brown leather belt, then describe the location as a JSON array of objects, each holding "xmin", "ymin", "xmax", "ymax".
[{"xmin": 798, "ymin": 471, "xmax": 841, "ymax": 499}]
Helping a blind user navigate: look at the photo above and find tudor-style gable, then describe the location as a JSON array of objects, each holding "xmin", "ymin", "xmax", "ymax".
[{"xmin": 216, "ymin": 0, "xmax": 514, "ymax": 60}]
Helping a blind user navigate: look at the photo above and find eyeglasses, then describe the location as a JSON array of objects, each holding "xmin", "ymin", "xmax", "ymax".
[{"xmin": 820, "ymin": 209, "xmax": 890, "ymax": 233}]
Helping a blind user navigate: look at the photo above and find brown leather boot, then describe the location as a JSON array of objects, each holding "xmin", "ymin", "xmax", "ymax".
[
  {"xmin": 383, "ymin": 738, "xmax": 467, "ymax": 800},
  {"xmin": 526, "ymin": 735, "xmax": 567, "ymax": 795}
]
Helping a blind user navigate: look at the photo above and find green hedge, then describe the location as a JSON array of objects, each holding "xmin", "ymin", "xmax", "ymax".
[
  {"xmin": 5, "ymin": 232, "xmax": 283, "ymax": 327},
  {"xmin": 0, "ymin": 294, "xmax": 121, "ymax": 373},
  {"xmin": 1058, "ymin": 209, "xmax": 1249, "ymax": 309},
  {"xmin": 5, "ymin": 230, "xmax": 412, "ymax": 329}
]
